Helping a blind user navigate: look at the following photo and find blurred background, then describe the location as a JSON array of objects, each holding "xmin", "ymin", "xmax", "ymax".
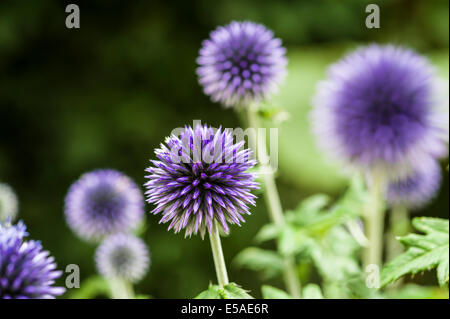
[{"xmin": 0, "ymin": 0, "xmax": 448, "ymax": 298}]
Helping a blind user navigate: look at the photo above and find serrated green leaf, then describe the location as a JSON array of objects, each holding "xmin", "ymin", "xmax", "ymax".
[
  {"xmin": 381, "ymin": 217, "xmax": 449, "ymax": 287},
  {"xmin": 302, "ymin": 284, "xmax": 323, "ymax": 299},
  {"xmin": 223, "ymin": 283, "xmax": 254, "ymax": 299},
  {"xmin": 254, "ymin": 223, "xmax": 279, "ymax": 243},
  {"xmin": 195, "ymin": 284, "xmax": 223, "ymax": 299},
  {"xmin": 279, "ymin": 224, "xmax": 299, "ymax": 256},
  {"xmin": 196, "ymin": 283, "xmax": 253, "ymax": 299},
  {"xmin": 261, "ymin": 285, "xmax": 292, "ymax": 299},
  {"xmin": 233, "ymin": 247, "xmax": 284, "ymax": 279},
  {"xmin": 413, "ymin": 217, "xmax": 449, "ymax": 234},
  {"xmin": 296, "ymin": 194, "xmax": 330, "ymax": 216}
]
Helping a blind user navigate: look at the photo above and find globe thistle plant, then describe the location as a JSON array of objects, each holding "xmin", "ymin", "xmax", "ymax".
[
  {"xmin": 144, "ymin": 124, "xmax": 258, "ymax": 238},
  {"xmin": 312, "ymin": 44, "xmax": 448, "ymax": 178},
  {"xmin": 387, "ymin": 159, "xmax": 442, "ymax": 210},
  {"xmin": 96, "ymin": 234, "xmax": 150, "ymax": 283},
  {"xmin": 312, "ymin": 44, "xmax": 449, "ymax": 269},
  {"xmin": 0, "ymin": 221, "xmax": 65, "ymax": 299},
  {"xmin": 65, "ymin": 169, "xmax": 144, "ymax": 242},
  {"xmin": 0, "ymin": 183, "xmax": 18, "ymax": 222},
  {"xmin": 145, "ymin": 123, "xmax": 258, "ymax": 287},
  {"xmin": 197, "ymin": 22, "xmax": 301, "ymax": 296},
  {"xmin": 197, "ymin": 21, "xmax": 287, "ymax": 108}
]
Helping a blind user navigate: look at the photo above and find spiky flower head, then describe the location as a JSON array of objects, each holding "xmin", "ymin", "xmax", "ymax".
[
  {"xmin": 387, "ymin": 159, "xmax": 442, "ymax": 210},
  {"xmin": 0, "ymin": 183, "xmax": 18, "ymax": 222},
  {"xmin": 0, "ymin": 221, "xmax": 65, "ymax": 299},
  {"xmin": 312, "ymin": 44, "xmax": 448, "ymax": 178},
  {"xmin": 144, "ymin": 124, "xmax": 258, "ymax": 238},
  {"xmin": 197, "ymin": 21, "xmax": 287, "ymax": 107},
  {"xmin": 65, "ymin": 169, "xmax": 144, "ymax": 242},
  {"xmin": 95, "ymin": 234, "xmax": 149, "ymax": 283}
]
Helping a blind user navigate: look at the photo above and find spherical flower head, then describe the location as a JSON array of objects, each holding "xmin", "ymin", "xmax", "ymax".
[
  {"xmin": 197, "ymin": 21, "xmax": 287, "ymax": 108},
  {"xmin": 95, "ymin": 234, "xmax": 149, "ymax": 283},
  {"xmin": 0, "ymin": 183, "xmax": 18, "ymax": 222},
  {"xmin": 145, "ymin": 124, "xmax": 259, "ymax": 238},
  {"xmin": 65, "ymin": 169, "xmax": 144, "ymax": 242},
  {"xmin": 387, "ymin": 159, "xmax": 442, "ymax": 210},
  {"xmin": 0, "ymin": 221, "xmax": 65, "ymax": 299},
  {"xmin": 312, "ymin": 44, "xmax": 448, "ymax": 178}
]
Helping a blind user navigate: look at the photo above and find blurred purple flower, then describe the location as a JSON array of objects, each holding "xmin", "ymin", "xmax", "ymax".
[
  {"xmin": 0, "ymin": 221, "xmax": 65, "ymax": 299},
  {"xmin": 65, "ymin": 169, "xmax": 144, "ymax": 242},
  {"xmin": 197, "ymin": 21, "xmax": 287, "ymax": 107},
  {"xmin": 144, "ymin": 124, "xmax": 258, "ymax": 238},
  {"xmin": 96, "ymin": 234, "xmax": 149, "ymax": 283},
  {"xmin": 312, "ymin": 44, "xmax": 448, "ymax": 178},
  {"xmin": 387, "ymin": 159, "xmax": 442, "ymax": 209}
]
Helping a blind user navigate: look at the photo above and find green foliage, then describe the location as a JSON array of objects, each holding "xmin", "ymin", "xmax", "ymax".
[
  {"xmin": 67, "ymin": 276, "xmax": 110, "ymax": 299},
  {"xmin": 235, "ymin": 178, "xmax": 370, "ymax": 298},
  {"xmin": 302, "ymin": 284, "xmax": 324, "ymax": 299},
  {"xmin": 261, "ymin": 285, "xmax": 292, "ymax": 299},
  {"xmin": 384, "ymin": 284, "xmax": 449, "ymax": 299},
  {"xmin": 381, "ymin": 217, "xmax": 449, "ymax": 287},
  {"xmin": 234, "ymin": 247, "xmax": 284, "ymax": 279},
  {"xmin": 195, "ymin": 283, "xmax": 253, "ymax": 299}
]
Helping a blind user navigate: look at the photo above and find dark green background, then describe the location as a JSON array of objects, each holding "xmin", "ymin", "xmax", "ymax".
[{"xmin": 0, "ymin": 0, "xmax": 448, "ymax": 298}]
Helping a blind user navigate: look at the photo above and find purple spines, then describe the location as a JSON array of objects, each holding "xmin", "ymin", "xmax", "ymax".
[
  {"xmin": 95, "ymin": 234, "xmax": 150, "ymax": 283},
  {"xmin": 312, "ymin": 45, "xmax": 448, "ymax": 177},
  {"xmin": 144, "ymin": 124, "xmax": 259, "ymax": 238},
  {"xmin": 0, "ymin": 221, "xmax": 65, "ymax": 299},
  {"xmin": 65, "ymin": 169, "xmax": 144, "ymax": 242},
  {"xmin": 197, "ymin": 21, "xmax": 287, "ymax": 107},
  {"xmin": 387, "ymin": 160, "xmax": 442, "ymax": 209}
]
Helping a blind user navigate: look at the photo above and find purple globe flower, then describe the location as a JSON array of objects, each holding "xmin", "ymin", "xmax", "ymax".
[
  {"xmin": 312, "ymin": 45, "xmax": 448, "ymax": 178},
  {"xmin": 144, "ymin": 124, "xmax": 258, "ymax": 238},
  {"xmin": 0, "ymin": 221, "xmax": 65, "ymax": 299},
  {"xmin": 96, "ymin": 234, "xmax": 149, "ymax": 283},
  {"xmin": 387, "ymin": 159, "xmax": 442, "ymax": 209},
  {"xmin": 197, "ymin": 21, "xmax": 287, "ymax": 107},
  {"xmin": 65, "ymin": 169, "xmax": 144, "ymax": 242}
]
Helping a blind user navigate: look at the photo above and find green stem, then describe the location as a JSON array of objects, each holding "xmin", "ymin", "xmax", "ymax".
[
  {"xmin": 386, "ymin": 204, "xmax": 409, "ymax": 262},
  {"xmin": 385, "ymin": 204, "xmax": 409, "ymax": 289},
  {"xmin": 363, "ymin": 170, "xmax": 386, "ymax": 270},
  {"xmin": 209, "ymin": 220, "xmax": 229, "ymax": 287},
  {"xmin": 109, "ymin": 277, "xmax": 134, "ymax": 299},
  {"xmin": 245, "ymin": 106, "xmax": 302, "ymax": 298}
]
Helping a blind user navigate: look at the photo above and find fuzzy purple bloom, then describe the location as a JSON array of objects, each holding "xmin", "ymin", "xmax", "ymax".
[
  {"xmin": 65, "ymin": 169, "xmax": 144, "ymax": 242},
  {"xmin": 387, "ymin": 160, "xmax": 442, "ymax": 209},
  {"xmin": 96, "ymin": 234, "xmax": 149, "ymax": 283},
  {"xmin": 0, "ymin": 221, "xmax": 65, "ymax": 299},
  {"xmin": 312, "ymin": 45, "xmax": 448, "ymax": 178},
  {"xmin": 144, "ymin": 124, "xmax": 258, "ymax": 238},
  {"xmin": 197, "ymin": 21, "xmax": 287, "ymax": 107}
]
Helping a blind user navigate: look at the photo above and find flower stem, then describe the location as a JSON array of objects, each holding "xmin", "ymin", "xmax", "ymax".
[
  {"xmin": 385, "ymin": 204, "xmax": 409, "ymax": 289},
  {"xmin": 386, "ymin": 204, "xmax": 409, "ymax": 262},
  {"xmin": 363, "ymin": 170, "xmax": 386, "ymax": 270},
  {"xmin": 209, "ymin": 220, "xmax": 229, "ymax": 287},
  {"xmin": 109, "ymin": 277, "xmax": 134, "ymax": 299},
  {"xmin": 245, "ymin": 106, "xmax": 302, "ymax": 298}
]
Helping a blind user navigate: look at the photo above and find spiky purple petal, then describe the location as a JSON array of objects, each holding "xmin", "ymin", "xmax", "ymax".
[
  {"xmin": 145, "ymin": 124, "xmax": 258, "ymax": 238},
  {"xmin": 0, "ymin": 221, "xmax": 65, "ymax": 299},
  {"xmin": 197, "ymin": 21, "xmax": 287, "ymax": 107}
]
